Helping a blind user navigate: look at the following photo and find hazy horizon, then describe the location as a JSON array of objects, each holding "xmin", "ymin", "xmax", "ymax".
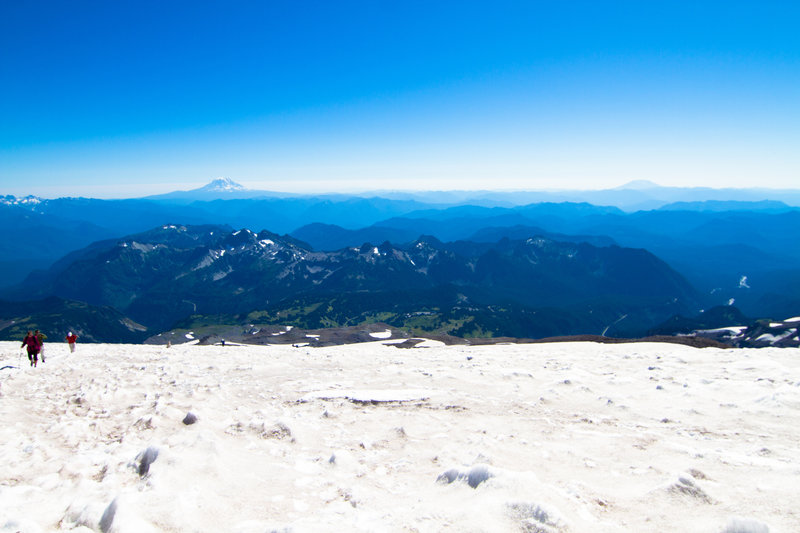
[
  {"xmin": 2, "ymin": 3, "xmax": 799, "ymax": 198},
  {"xmin": 6, "ymin": 177, "xmax": 800, "ymax": 202}
]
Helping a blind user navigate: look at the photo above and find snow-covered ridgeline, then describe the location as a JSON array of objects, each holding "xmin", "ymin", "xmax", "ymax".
[{"xmin": 0, "ymin": 194, "xmax": 43, "ymax": 206}]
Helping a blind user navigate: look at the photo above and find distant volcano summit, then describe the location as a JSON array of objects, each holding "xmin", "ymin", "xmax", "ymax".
[
  {"xmin": 198, "ymin": 177, "xmax": 246, "ymax": 192},
  {"xmin": 144, "ymin": 177, "xmax": 251, "ymax": 201}
]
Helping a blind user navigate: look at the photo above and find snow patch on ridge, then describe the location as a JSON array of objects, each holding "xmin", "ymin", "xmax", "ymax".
[
  {"xmin": 130, "ymin": 242, "xmax": 158, "ymax": 253},
  {"xmin": 193, "ymin": 250, "xmax": 223, "ymax": 270},
  {"xmin": 698, "ymin": 326, "xmax": 746, "ymax": 335},
  {"xmin": 212, "ymin": 267, "xmax": 233, "ymax": 281},
  {"xmin": 756, "ymin": 330, "xmax": 794, "ymax": 343}
]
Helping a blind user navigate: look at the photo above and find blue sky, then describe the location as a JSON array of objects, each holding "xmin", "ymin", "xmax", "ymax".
[{"xmin": 1, "ymin": 1, "xmax": 798, "ymax": 198}]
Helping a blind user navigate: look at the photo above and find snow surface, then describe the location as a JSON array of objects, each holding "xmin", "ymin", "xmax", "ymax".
[
  {"xmin": 702, "ymin": 326, "xmax": 747, "ymax": 334},
  {"xmin": 1, "ymin": 341, "xmax": 797, "ymax": 532},
  {"xmin": 755, "ymin": 330, "xmax": 795, "ymax": 343},
  {"xmin": 368, "ymin": 330, "xmax": 392, "ymax": 339},
  {"xmin": 299, "ymin": 389, "xmax": 431, "ymax": 403},
  {"xmin": 205, "ymin": 177, "xmax": 244, "ymax": 191}
]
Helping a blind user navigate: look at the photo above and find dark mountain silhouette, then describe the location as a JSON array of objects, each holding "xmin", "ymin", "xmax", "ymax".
[
  {"xmin": 5, "ymin": 225, "xmax": 701, "ymax": 337},
  {"xmin": 366, "ymin": 205, "xmax": 800, "ymax": 316},
  {"xmin": 649, "ymin": 305, "xmax": 751, "ymax": 335},
  {"xmin": 649, "ymin": 305, "xmax": 800, "ymax": 348},
  {"xmin": 0, "ymin": 297, "xmax": 147, "ymax": 343},
  {"xmin": 0, "ymin": 205, "xmax": 116, "ymax": 286},
  {"xmin": 291, "ymin": 222, "xmax": 617, "ymax": 252},
  {"xmin": 290, "ymin": 223, "xmax": 421, "ymax": 251}
]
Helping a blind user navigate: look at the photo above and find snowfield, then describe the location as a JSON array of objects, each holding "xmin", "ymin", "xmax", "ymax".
[{"xmin": 1, "ymin": 340, "xmax": 798, "ymax": 532}]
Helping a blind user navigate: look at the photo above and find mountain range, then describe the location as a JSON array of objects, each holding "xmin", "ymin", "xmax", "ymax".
[
  {"xmin": 1, "ymin": 223, "xmax": 700, "ymax": 340},
  {"xmin": 0, "ymin": 179, "xmax": 798, "ymax": 343},
  {"xmin": 145, "ymin": 178, "xmax": 800, "ymax": 211}
]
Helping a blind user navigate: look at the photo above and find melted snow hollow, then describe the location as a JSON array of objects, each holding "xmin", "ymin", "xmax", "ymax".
[{"xmin": 1, "ymin": 341, "xmax": 797, "ymax": 532}]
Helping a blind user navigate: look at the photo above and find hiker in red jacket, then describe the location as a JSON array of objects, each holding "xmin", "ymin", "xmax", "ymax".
[
  {"xmin": 66, "ymin": 331, "xmax": 78, "ymax": 353},
  {"xmin": 21, "ymin": 331, "xmax": 41, "ymax": 367}
]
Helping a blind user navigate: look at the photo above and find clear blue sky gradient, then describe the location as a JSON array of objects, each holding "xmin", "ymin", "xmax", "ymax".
[{"xmin": 1, "ymin": 1, "xmax": 798, "ymax": 197}]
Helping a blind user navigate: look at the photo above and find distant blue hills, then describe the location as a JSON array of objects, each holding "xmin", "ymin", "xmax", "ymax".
[{"xmin": 1, "ymin": 179, "xmax": 798, "ymax": 341}]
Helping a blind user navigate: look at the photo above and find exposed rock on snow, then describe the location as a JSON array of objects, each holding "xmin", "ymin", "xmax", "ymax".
[
  {"xmin": 227, "ymin": 419, "xmax": 293, "ymax": 441},
  {"xmin": 99, "ymin": 498, "xmax": 117, "ymax": 533},
  {"xmin": 299, "ymin": 389, "xmax": 431, "ymax": 404},
  {"xmin": 437, "ymin": 464, "xmax": 494, "ymax": 489},
  {"xmin": 665, "ymin": 475, "xmax": 714, "ymax": 504},
  {"xmin": 99, "ymin": 496, "xmax": 158, "ymax": 533},
  {"xmin": 720, "ymin": 517, "xmax": 771, "ymax": 533},
  {"xmin": 506, "ymin": 501, "xmax": 566, "ymax": 533},
  {"xmin": 135, "ymin": 447, "xmax": 159, "ymax": 477}
]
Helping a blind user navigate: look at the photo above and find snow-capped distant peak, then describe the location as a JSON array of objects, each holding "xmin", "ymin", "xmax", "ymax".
[
  {"xmin": 1, "ymin": 194, "xmax": 43, "ymax": 206},
  {"xmin": 199, "ymin": 177, "xmax": 245, "ymax": 192},
  {"xmin": 614, "ymin": 180, "xmax": 661, "ymax": 190}
]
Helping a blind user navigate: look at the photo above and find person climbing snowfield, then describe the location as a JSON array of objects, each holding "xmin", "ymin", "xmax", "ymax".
[
  {"xmin": 66, "ymin": 332, "xmax": 78, "ymax": 353},
  {"xmin": 21, "ymin": 331, "xmax": 41, "ymax": 367},
  {"xmin": 35, "ymin": 330, "xmax": 47, "ymax": 363}
]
